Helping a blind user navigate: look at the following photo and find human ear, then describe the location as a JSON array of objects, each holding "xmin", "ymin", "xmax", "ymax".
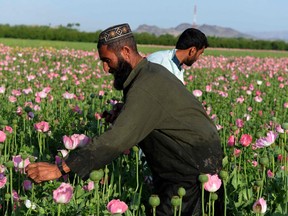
[
  {"xmin": 189, "ymin": 47, "xmax": 197, "ymax": 56},
  {"xmin": 120, "ymin": 46, "xmax": 130, "ymax": 60}
]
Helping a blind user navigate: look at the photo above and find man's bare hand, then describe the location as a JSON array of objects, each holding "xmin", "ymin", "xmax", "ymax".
[
  {"xmin": 26, "ymin": 162, "xmax": 62, "ymax": 183},
  {"xmin": 102, "ymin": 102, "xmax": 124, "ymax": 124}
]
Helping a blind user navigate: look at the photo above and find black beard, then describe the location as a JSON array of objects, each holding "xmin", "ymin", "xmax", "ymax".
[{"xmin": 110, "ymin": 58, "xmax": 133, "ymax": 90}]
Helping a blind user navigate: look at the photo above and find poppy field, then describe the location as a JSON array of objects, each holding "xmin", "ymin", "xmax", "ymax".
[{"xmin": 0, "ymin": 42, "xmax": 288, "ymax": 215}]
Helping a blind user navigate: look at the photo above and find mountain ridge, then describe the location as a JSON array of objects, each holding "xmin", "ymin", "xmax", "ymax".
[{"xmin": 135, "ymin": 23, "xmax": 288, "ymax": 41}]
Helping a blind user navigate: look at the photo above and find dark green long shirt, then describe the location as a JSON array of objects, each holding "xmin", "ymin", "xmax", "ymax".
[{"xmin": 65, "ymin": 58, "xmax": 223, "ymax": 182}]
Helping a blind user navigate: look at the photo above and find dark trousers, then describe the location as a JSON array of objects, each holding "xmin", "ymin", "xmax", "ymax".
[{"xmin": 146, "ymin": 179, "xmax": 224, "ymax": 216}]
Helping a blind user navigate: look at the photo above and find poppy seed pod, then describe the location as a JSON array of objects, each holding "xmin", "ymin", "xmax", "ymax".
[
  {"xmin": 198, "ymin": 174, "xmax": 208, "ymax": 183},
  {"xmin": 149, "ymin": 194, "xmax": 160, "ymax": 207},
  {"xmin": 259, "ymin": 157, "xmax": 269, "ymax": 166},
  {"xmin": 89, "ymin": 169, "xmax": 104, "ymax": 182},
  {"xmin": 177, "ymin": 187, "xmax": 186, "ymax": 197},
  {"xmin": 171, "ymin": 196, "xmax": 181, "ymax": 207}
]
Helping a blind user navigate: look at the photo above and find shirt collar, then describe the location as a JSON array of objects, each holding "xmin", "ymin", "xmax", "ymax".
[{"xmin": 172, "ymin": 51, "xmax": 182, "ymax": 70}]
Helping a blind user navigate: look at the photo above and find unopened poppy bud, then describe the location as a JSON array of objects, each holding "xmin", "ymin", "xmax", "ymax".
[
  {"xmin": 149, "ymin": 194, "xmax": 160, "ymax": 207},
  {"xmin": 219, "ymin": 170, "xmax": 228, "ymax": 180},
  {"xmin": 12, "ymin": 119, "xmax": 17, "ymax": 124},
  {"xmin": 38, "ymin": 207, "xmax": 45, "ymax": 214},
  {"xmin": 198, "ymin": 174, "xmax": 208, "ymax": 183},
  {"xmin": 171, "ymin": 196, "xmax": 180, "ymax": 207},
  {"xmin": 132, "ymin": 146, "xmax": 139, "ymax": 152},
  {"xmin": 104, "ymin": 167, "xmax": 109, "ymax": 174},
  {"xmin": 282, "ymin": 123, "xmax": 288, "ymax": 130},
  {"xmin": 259, "ymin": 157, "xmax": 269, "ymax": 166},
  {"xmin": 29, "ymin": 156, "xmax": 36, "ymax": 162},
  {"xmin": 256, "ymin": 132, "xmax": 263, "ymax": 139},
  {"xmin": 5, "ymin": 193, "xmax": 11, "ymax": 200},
  {"xmin": 177, "ymin": 187, "xmax": 186, "ymax": 197},
  {"xmin": 255, "ymin": 180, "xmax": 263, "ymax": 187},
  {"xmin": 5, "ymin": 161, "xmax": 14, "ymax": 169},
  {"xmin": 211, "ymin": 193, "xmax": 218, "ymax": 200},
  {"xmin": 21, "ymin": 153, "xmax": 29, "ymax": 160},
  {"xmin": 0, "ymin": 120, "xmax": 8, "ymax": 125},
  {"xmin": 89, "ymin": 169, "xmax": 104, "ymax": 182}
]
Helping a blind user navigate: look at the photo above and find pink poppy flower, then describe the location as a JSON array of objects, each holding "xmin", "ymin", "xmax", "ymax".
[
  {"xmin": 107, "ymin": 199, "xmax": 128, "ymax": 214},
  {"xmin": 0, "ymin": 131, "xmax": 6, "ymax": 143},
  {"xmin": 252, "ymin": 198, "xmax": 267, "ymax": 214},
  {"xmin": 0, "ymin": 86, "xmax": 6, "ymax": 94},
  {"xmin": 203, "ymin": 174, "xmax": 222, "ymax": 193},
  {"xmin": 251, "ymin": 161, "xmax": 258, "ymax": 167},
  {"xmin": 62, "ymin": 92, "xmax": 75, "ymax": 99},
  {"xmin": 11, "ymin": 89, "xmax": 22, "ymax": 96},
  {"xmin": 236, "ymin": 96, "xmax": 245, "ymax": 104},
  {"xmin": 95, "ymin": 113, "xmax": 102, "ymax": 120},
  {"xmin": 233, "ymin": 149, "xmax": 241, "ymax": 157},
  {"xmin": 227, "ymin": 135, "xmax": 235, "ymax": 147},
  {"xmin": 23, "ymin": 180, "xmax": 33, "ymax": 190},
  {"xmin": 9, "ymin": 96, "xmax": 17, "ymax": 103},
  {"xmin": 254, "ymin": 96, "xmax": 263, "ymax": 102},
  {"xmin": 35, "ymin": 91, "xmax": 47, "ymax": 99},
  {"xmin": 12, "ymin": 155, "xmax": 30, "ymax": 172},
  {"xmin": 34, "ymin": 121, "xmax": 50, "ymax": 133},
  {"xmin": 267, "ymin": 170, "xmax": 274, "ymax": 178},
  {"xmin": 63, "ymin": 134, "xmax": 89, "ymax": 150},
  {"xmin": 58, "ymin": 149, "xmax": 69, "ymax": 158},
  {"xmin": 77, "ymin": 134, "xmax": 90, "ymax": 147},
  {"xmin": 193, "ymin": 89, "xmax": 202, "ymax": 97},
  {"xmin": 236, "ymin": 119, "xmax": 244, "ymax": 128},
  {"xmin": 63, "ymin": 135, "xmax": 75, "ymax": 150},
  {"xmin": 239, "ymin": 134, "xmax": 252, "ymax": 147},
  {"xmin": 53, "ymin": 183, "xmax": 73, "ymax": 204},
  {"xmin": 255, "ymin": 131, "xmax": 278, "ymax": 148},
  {"xmin": 4, "ymin": 126, "xmax": 13, "ymax": 133},
  {"xmin": 22, "ymin": 87, "xmax": 33, "ymax": 95},
  {"xmin": 83, "ymin": 181, "xmax": 94, "ymax": 191},
  {"xmin": 12, "ymin": 190, "xmax": 20, "ymax": 202},
  {"xmin": 205, "ymin": 85, "xmax": 212, "ymax": 92},
  {"xmin": 98, "ymin": 90, "xmax": 105, "ymax": 96},
  {"xmin": 284, "ymin": 102, "xmax": 288, "ymax": 109},
  {"xmin": 0, "ymin": 173, "xmax": 7, "ymax": 189}
]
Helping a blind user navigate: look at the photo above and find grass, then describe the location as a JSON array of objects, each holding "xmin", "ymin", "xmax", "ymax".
[{"xmin": 1, "ymin": 38, "xmax": 288, "ymax": 58}]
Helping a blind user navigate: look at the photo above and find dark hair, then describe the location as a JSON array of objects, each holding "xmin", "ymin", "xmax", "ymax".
[{"xmin": 176, "ymin": 28, "xmax": 208, "ymax": 50}]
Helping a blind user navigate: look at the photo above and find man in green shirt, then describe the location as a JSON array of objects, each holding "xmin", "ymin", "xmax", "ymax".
[{"xmin": 27, "ymin": 23, "xmax": 223, "ymax": 216}]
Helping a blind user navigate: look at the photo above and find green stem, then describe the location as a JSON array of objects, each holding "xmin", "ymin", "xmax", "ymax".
[
  {"xmin": 201, "ymin": 183, "xmax": 205, "ymax": 215},
  {"xmin": 57, "ymin": 204, "xmax": 61, "ymax": 216},
  {"xmin": 208, "ymin": 193, "xmax": 211, "ymax": 216},
  {"xmin": 223, "ymin": 182, "xmax": 227, "ymax": 216},
  {"xmin": 134, "ymin": 150, "xmax": 139, "ymax": 193},
  {"xmin": 173, "ymin": 206, "xmax": 177, "ymax": 216},
  {"xmin": 178, "ymin": 197, "xmax": 182, "ymax": 216},
  {"xmin": 94, "ymin": 183, "xmax": 100, "ymax": 216},
  {"xmin": 9, "ymin": 167, "xmax": 13, "ymax": 209}
]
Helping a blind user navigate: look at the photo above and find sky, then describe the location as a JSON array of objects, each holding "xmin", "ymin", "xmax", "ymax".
[{"xmin": 1, "ymin": 0, "xmax": 287, "ymax": 33}]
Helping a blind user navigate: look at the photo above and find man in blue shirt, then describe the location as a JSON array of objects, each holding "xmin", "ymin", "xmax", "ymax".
[{"xmin": 147, "ymin": 28, "xmax": 208, "ymax": 84}]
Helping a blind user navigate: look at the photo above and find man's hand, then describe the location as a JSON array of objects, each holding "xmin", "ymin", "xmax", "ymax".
[
  {"xmin": 26, "ymin": 162, "xmax": 62, "ymax": 183},
  {"xmin": 102, "ymin": 102, "xmax": 124, "ymax": 124}
]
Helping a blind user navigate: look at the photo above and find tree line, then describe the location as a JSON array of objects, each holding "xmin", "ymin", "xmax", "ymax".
[{"xmin": 0, "ymin": 24, "xmax": 287, "ymax": 51}]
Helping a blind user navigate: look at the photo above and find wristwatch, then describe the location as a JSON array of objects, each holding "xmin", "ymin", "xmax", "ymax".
[{"xmin": 57, "ymin": 162, "xmax": 67, "ymax": 176}]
